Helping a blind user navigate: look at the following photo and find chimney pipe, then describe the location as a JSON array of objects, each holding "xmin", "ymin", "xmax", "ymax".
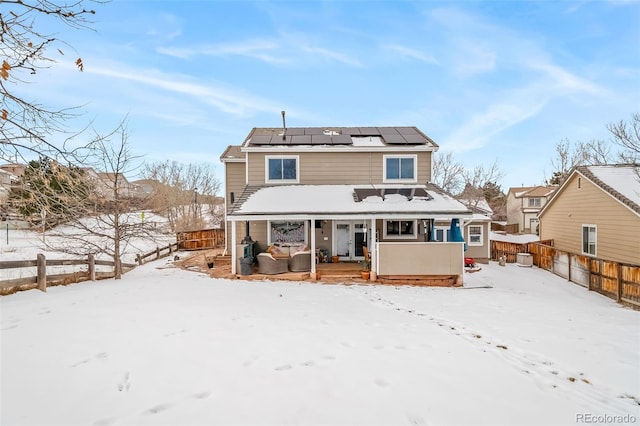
[{"xmin": 281, "ymin": 110, "xmax": 286, "ymax": 140}]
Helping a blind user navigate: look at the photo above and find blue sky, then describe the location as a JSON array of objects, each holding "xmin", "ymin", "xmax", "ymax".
[{"xmin": 23, "ymin": 0, "xmax": 640, "ymax": 191}]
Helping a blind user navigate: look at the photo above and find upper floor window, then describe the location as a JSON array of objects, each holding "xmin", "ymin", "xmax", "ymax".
[
  {"xmin": 383, "ymin": 155, "xmax": 416, "ymax": 183},
  {"xmin": 384, "ymin": 220, "xmax": 416, "ymax": 239},
  {"xmin": 528, "ymin": 197, "xmax": 541, "ymax": 208},
  {"xmin": 582, "ymin": 225, "xmax": 597, "ymax": 256},
  {"xmin": 266, "ymin": 156, "xmax": 299, "ymax": 183}
]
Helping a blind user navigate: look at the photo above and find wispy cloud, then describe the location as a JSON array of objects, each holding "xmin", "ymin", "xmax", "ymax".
[
  {"xmin": 442, "ymin": 86, "xmax": 549, "ymax": 152},
  {"xmin": 525, "ymin": 60, "xmax": 606, "ymax": 95},
  {"xmin": 299, "ymin": 45, "xmax": 363, "ymax": 67},
  {"xmin": 383, "ymin": 44, "xmax": 439, "ymax": 64},
  {"xmin": 86, "ymin": 63, "xmax": 281, "ymax": 117},
  {"xmin": 156, "ymin": 39, "xmax": 288, "ymax": 64}
]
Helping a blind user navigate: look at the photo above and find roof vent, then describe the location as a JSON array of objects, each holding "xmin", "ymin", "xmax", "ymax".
[{"xmin": 323, "ymin": 129, "xmax": 340, "ymax": 136}]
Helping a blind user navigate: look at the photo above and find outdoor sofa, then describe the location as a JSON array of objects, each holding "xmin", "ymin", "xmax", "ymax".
[
  {"xmin": 288, "ymin": 251, "xmax": 312, "ymax": 272},
  {"xmin": 256, "ymin": 253, "xmax": 289, "ymax": 274}
]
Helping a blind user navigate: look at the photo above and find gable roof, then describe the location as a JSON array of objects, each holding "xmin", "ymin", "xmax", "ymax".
[
  {"xmin": 540, "ymin": 164, "xmax": 640, "ymax": 217},
  {"xmin": 220, "ymin": 145, "xmax": 244, "ymax": 162},
  {"xmin": 508, "ymin": 185, "xmax": 556, "ymax": 198},
  {"xmin": 242, "ymin": 126, "xmax": 438, "ymax": 148}
]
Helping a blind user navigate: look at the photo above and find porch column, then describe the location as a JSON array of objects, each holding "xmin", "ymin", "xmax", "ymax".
[
  {"xmin": 310, "ymin": 219, "xmax": 317, "ymax": 279},
  {"xmin": 370, "ymin": 218, "xmax": 377, "ymax": 281},
  {"xmin": 231, "ymin": 220, "xmax": 237, "ymax": 274}
]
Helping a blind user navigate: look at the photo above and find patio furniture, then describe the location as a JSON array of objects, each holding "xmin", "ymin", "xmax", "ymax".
[
  {"xmin": 288, "ymin": 251, "xmax": 312, "ymax": 272},
  {"xmin": 256, "ymin": 253, "xmax": 288, "ymax": 274}
]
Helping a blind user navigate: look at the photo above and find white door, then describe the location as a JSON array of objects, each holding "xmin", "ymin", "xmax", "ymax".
[{"xmin": 334, "ymin": 221, "xmax": 369, "ymax": 261}]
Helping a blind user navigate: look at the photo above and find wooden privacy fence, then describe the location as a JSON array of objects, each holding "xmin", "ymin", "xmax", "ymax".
[
  {"xmin": 490, "ymin": 239, "xmax": 553, "ymax": 263},
  {"xmin": 491, "ymin": 239, "xmax": 640, "ymax": 309},
  {"xmin": 176, "ymin": 228, "xmax": 225, "ymax": 250},
  {"xmin": 1, "ymin": 242, "xmax": 179, "ymax": 296},
  {"xmin": 491, "ymin": 223, "xmax": 519, "ymax": 234}
]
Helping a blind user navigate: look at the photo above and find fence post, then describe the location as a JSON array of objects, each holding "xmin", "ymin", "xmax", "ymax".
[
  {"xmin": 156, "ymin": 247, "xmax": 160, "ymax": 260},
  {"xmin": 568, "ymin": 253, "xmax": 572, "ymax": 283},
  {"xmin": 136, "ymin": 253, "xmax": 142, "ymax": 266},
  {"xmin": 37, "ymin": 253, "xmax": 46, "ymax": 292},
  {"xmin": 88, "ymin": 254, "xmax": 96, "ymax": 281},
  {"xmin": 617, "ymin": 263, "xmax": 622, "ymax": 302}
]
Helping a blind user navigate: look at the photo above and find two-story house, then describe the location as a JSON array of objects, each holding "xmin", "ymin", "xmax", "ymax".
[
  {"xmin": 221, "ymin": 125, "xmax": 474, "ymax": 282},
  {"xmin": 506, "ymin": 185, "xmax": 556, "ymax": 234}
]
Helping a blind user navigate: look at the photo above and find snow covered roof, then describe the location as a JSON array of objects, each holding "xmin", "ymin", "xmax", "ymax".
[
  {"xmin": 584, "ymin": 164, "xmax": 640, "ymax": 208},
  {"xmin": 457, "ymin": 198, "xmax": 493, "ymax": 215},
  {"xmin": 228, "ymin": 184, "xmax": 472, "ymax": 220},
  {"xmin": 540, "ymin": 164, "xmax": 640, "ymax": 217}
]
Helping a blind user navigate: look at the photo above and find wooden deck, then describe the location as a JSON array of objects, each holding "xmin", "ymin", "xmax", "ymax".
[{"xmin": 180, "ymin": 251, "xmax": 460, "ymax": 287}]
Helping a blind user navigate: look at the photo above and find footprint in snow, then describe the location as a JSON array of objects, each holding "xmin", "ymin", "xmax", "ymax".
[
  {"xmin": 93, "ymin": 417, "xmax": 117, "ymax": 426},
  {"xmin": 118, "ymin": 372, "xmax": 131, "ymax": 392},
  {"xmin": 144, "ymin": 402, "xmax": 173, "ymax": 415},
  {"xmin": 275, "ymin": 364, "xmax": 292, "ymax": 371},
  {"xmin": 193, "ymin": 391, "xmax": 211, "ymax": 399}
]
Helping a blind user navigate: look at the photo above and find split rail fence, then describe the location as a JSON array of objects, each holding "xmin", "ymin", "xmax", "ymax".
[
  {"xmin": 0, "ymin": 242, "xmax": 179, "ymax": 295},
  {"xmin": 491, "ymin": 239, "xmax": 640, "ymax": 309}
]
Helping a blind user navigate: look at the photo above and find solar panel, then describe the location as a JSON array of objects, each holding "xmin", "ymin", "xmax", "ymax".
[
  {"xmin": 353, "ymin": 188, "xmax": 380, "ymax": 201},
  {"xmin": 284, "ymin": 127, "xmax": 305, "ymax": 136},
  {"xmin": 341, "ymin": 127, "xmax": 360, "ymax": 135},
  {"xmin": 396, "ymin": 127, "xmax": 419, "ymax": 135},
  {"xmin": 289, "ymin": 135, "xmax": 312, "ymax": 145},
  {"xmin": 311, "ymin": 134, "xmax": 332, "ymax": 144},
  {"xmin": 358, "ymin": 127, "xmax": 379, "ymax": 135},
  {"xmin": 304, "ymin": 128, "xmax": 325, "ymax": 135},
  {"xmin": 249, "ymin": 135, "xmax": 273, "ymax": 145},
  {"xmin": 331, "ymin": 135, "xmax": 353, "ymax": 145},
  {"xmin": 402, "ymin": 134, "xmax": 428, "ymax": 143},
  {"xmin": 378, "ymin": 127, "xmax": 400, "ymax": 135},
  {"xmin": 381, "ymin": 134, "xmax": 405, "ymax": 144}
]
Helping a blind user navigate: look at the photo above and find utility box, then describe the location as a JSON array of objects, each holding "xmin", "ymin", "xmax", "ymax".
[{"xmin": 516, "ymin": 253, "xmax": 533, "ymax": 267}]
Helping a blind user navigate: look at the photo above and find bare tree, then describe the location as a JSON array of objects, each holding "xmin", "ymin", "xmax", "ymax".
[
  {"xmin": 42, "ymin": 122, "xmax": 163, "ymax": 279},
  {"xmin": 431, "ymin": 151, "xmax": 464, "ymax": 194},
  {"xmin": 0, "ymin": 0, "xmax": 104, "ymax": 164},
  {"xmin": 460, "ymin": 159, "xmax": 505, "ymax": 211},
  {"xmin": 140, "ymin": 160, "xmax": 222, "ymax": 232},
  {"xmin": 607, "ymin": 113, "xmax": 640, "ymax": 163}
]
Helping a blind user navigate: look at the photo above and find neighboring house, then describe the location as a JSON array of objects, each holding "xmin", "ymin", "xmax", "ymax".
[
  {"xmin": 538, "ymin": 164, "xmax": 640, "ymax": 266},
  {"xmin": 0, "ymin": 168, "xmax": 12, "ymax": 209},
  {"xmin": 220, "ymin": 125, "xmax": 473, "ymax": 280},
  {"xmin": 0, "ymin": 163, "xmax": 26, "ymax": 178},
  {"xmin": 506, "ymin": 185, "xmax": 556, "ymax": 234},
  {"xmin": 455, "ymin": 199, "xmax": 494, "ymax": 263},
  {"xmin": 96, "ymin": 172, "xmax": 142, "ymax": 200}
]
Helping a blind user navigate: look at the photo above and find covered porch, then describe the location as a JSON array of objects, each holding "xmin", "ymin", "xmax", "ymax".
[{"xmin": 226, "ymin": 184, "xmax": 473, "ymax": 286}]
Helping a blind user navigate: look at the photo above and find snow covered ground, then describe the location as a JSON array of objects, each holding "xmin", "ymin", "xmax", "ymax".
[{"xmin": 2, "ymin": 253, "xmax": 639, "ymax": 425}]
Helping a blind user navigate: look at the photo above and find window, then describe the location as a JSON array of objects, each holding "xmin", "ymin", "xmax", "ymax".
[
  {"xmin": 434, "ymin": 227, "xmax": 451, "ymax": 242},
  {"xmin": 384, "ymin": 220, "xmax": 416, "ymax": 239},
  {"xmin": 582, "ymin": 225, "xmax": 597, "ymax": 256},
  {"xmin": 269, "ymin": 221, "xmax": 307, "ymax": 244},
  {"xmin": 468, "ymin": 225, "xmax": 483, "ymax": 246},
  {"xmin": 383, "ymin": 155, "xmax": 416, "ymax": 182},
  {"xmin": 266, "ymin": 156, "xmax": 299, "ymax": 183},
  {"xmin": 528, "ymin": 197, "xmax": 541, "ymax": 208}
]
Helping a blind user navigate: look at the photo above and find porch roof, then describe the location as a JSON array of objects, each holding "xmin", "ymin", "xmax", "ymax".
[{"xmin": 227, "ymin": 184, "xmax": 473, "ymax": 221}]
